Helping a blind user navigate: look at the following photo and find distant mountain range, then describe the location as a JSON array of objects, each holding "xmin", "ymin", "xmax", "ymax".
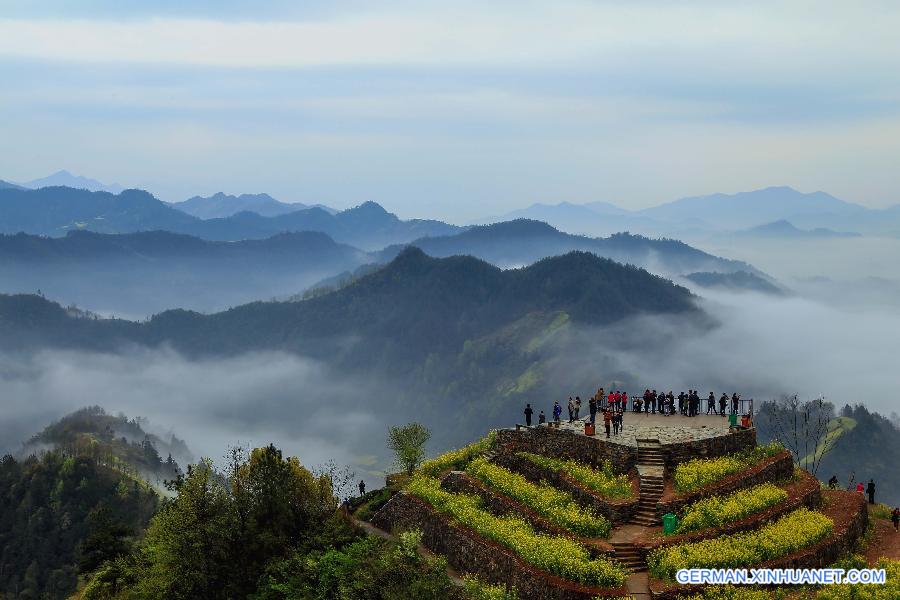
[
  {"xmin": 0, "ymin": 179, "xmax": 26, "ymax": 191},
  {"xmin": 379, "ymin": 219, "xmax": 757, "ymax": 277},
  {"xmin": 734, "ymin": 219, "xmax": 861, "ymax": 239},
  {"xmin": 0, "ymin": 186, "xmax": 460, "ymax": 250},
  {"xmin": 18, "ymin": 169, "xmax": 126, "ymax": 194},
  {"xmin": 0, "ymin": 248, "xmax": 699, "ymax": 356},
  {"xmin": 0, "ymin": 210, "xmax": 766, "ymax": 316},
  {"xmin": 489, "ymin": 186, "xmax": 900, "ymax": 238},
  {"xmin": 171, "ymin": 192, "xmax": 336, "ymax": 219},
  {"xmin": 0, "ymin": 230, "xmax": 369, "ymax": 315}
]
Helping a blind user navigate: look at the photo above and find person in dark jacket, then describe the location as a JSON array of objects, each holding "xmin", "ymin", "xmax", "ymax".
[
  {"xmin": 538, "ymin": 410, "xmax": 546, "ymax": 424},
  {"xmin": 731, "ymin": 393, "xmax": 740, "ymax": 414},
  {"xmin": 567, "ymin": 397, "xmax": 575, "ymax": 423},
  {"xmin": 589, "ymin": 397, "xmax": 598, "ymax": 424},
  {"xmin": 358, "ymin": 480, "xmax": 366, "ymax": 496},
  {"xmin": 706, "ymin": 392, "xmax": 716, "ymax": 414},
  {"xmin": 867, "ymin": 479, "xmax": 876, "ymax": 504},
  {"xmin": 553, "ymin": 401, "xmax": 562, "ymax": 423},
  {"xmin": 719, "ymin": 393, "xmax": 728, "ymax": 416},
  {"xmin": 891, "ymin": 507, "xmax": 900, "ymax": 532},
  {"xmin": 524, "ymin": 403, "xmax": 534, "ymax": 426},
  {"xmin": 828, "ymin": 475, "xmax": 838, "ymax": 489}
]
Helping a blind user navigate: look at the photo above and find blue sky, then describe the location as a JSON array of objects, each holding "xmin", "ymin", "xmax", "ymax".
[{"xmin": 1, "ymin": 1, "xmax": 899, "ymax": 220}]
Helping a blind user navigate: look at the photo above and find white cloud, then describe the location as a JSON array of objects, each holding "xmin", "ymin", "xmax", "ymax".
[{"xmin": 0, "ymin": 2, "xmax": 897, "ymax": 77}]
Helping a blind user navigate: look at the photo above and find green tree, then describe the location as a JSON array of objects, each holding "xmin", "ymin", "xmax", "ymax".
[
  {"xmin": 131, "ymin": 460, "xmax": 232, "ymax": 599},
  {"xmin": 388, "ymin": 423, "xmax": 431, "ymax": 475}
]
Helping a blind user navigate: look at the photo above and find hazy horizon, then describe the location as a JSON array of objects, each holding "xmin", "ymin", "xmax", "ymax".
[{"xmin": 2, "ymin": 1, "xmax": 899, "ymax": 221}]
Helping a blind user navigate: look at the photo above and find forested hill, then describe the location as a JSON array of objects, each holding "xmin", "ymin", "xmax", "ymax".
[
  {"xmin": 0, "ymin": 408, "xmax": 176, "ymax": 599},
  {"xmin": 0, "ymin": 248, "xmax": 698, "ymax": 361},
  {"xmin": 378, "ymin": 219, "xmax": 757, "ymax": 276}
]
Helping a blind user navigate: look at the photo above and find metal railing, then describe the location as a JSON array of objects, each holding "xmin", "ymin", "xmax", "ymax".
[{"xmin": 595, "ymin": 395, "xmax": 755, "ymax": 415}]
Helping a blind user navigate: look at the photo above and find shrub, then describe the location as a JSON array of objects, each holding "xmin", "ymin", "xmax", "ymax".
[
  {"xmin": 674, "ymin": 442, "xmax": 784, "ymax": 493},
  {"xmin": 418, "ymin": 432, "xmax": 497, "ymax": 477},
  {"xmin": 462, "ymin": 574, "xmax": 519, "ymax": 599},
  {"xmin": 389, "ymin": 422, "xmax": 432, "ymax": 475},
  {"xmin": 517, "ymin": 452, "xmax": 633, "ymax": 499},
  {"xmin": 868, "ymin": 502, "xmax": 892, "ymax": 520},
  {"xmin": 465, "ymin": 457, "xmax": 610, "ymax": 537},
  {"xmin": 648, "ymin": 508, "xmax": 833, "ymax": 580},
  {"xmin": 815, "ymin": 557, "xmax": 900, "ymax": 599},
  {"xmin": 406, "ymin": 475, "xmax": 627, "ymax": 587},
  {"xmin": 674, "ymin": 483, "xmax": 788, "ymax": 534}
]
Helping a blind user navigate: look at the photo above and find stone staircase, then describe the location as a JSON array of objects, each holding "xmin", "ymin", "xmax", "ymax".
[
  {"xmin": 630, "ymin": 441, "xmax": 665, "ymax": 528},
  {"xmin": 611, "ymin": 541, "xmax": 645, "ymax": 572},
  {"xmin": 636, "ymin": 441, "xmax": 666, "ymax": 469}
]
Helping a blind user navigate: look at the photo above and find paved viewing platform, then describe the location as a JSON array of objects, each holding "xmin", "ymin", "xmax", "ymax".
[{"xmin": 533, "ymin": 412, "xmax": 736, "ymax": 447}]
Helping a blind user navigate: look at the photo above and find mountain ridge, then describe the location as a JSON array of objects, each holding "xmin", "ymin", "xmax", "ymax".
[
  {"xmin": 0, "ymin": 186, "xmax": 462, "ymax": 250},
  {"xmin": 380, "ymin": 219, "xmax": 758, "ymax": 276}
]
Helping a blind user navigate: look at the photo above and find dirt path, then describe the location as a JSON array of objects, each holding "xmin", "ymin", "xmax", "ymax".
[{"xmin": 865, "ymin": 517, "xmax": 900, "ymax": 563}]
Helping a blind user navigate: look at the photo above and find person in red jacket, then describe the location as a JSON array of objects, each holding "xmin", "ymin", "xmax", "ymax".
[{"xmin": 856, "ymin": 482, "xmax": 865, "ymax": 494}]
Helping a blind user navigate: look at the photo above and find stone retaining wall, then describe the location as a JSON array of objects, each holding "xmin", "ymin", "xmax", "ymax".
[
  {"xmin": 495, "ymin": 425, "xmax": 757, "ymax": 475},
  {"xmin": 495, "ymin": 427, "xmax": 638, "ymax": 473},
  {"xmin": 490, "ymin": 451, "xmax": 640, "ymax": 525},
  {"xmin": 662, "ymin": 427, "xmax": 757, "ymax": 468},
  {"xmin": 656, "ymin": 451, "xmax": 795, "ymax": 518},
  {"xmin": 372, "ymin": 491, "xmax": 629, "ymax": 600}
]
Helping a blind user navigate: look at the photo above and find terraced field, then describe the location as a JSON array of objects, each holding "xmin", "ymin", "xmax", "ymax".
[{"xmin": 365, "ymin": 424, "xmax": 870, "ymax": 599}]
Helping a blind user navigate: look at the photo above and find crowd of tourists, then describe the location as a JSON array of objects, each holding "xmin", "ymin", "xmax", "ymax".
[{"xmin": 522, "ymin": 387, "xmax": 749, "ymax": 437}]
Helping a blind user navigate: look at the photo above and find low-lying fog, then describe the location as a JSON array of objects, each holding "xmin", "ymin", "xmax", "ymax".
[{"xmin": 0, "ymin": 349, "xmax": 395, "ymax": 485}]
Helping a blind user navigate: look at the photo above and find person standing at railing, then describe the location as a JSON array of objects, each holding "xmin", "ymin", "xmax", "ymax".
[
  {"xmin": 731, "ymin": 393, "xmax": 740, "ymax": 415},
  {"xmin": 719, "ymin": 393, "xmax": 728, "ymax": 416},
  {"xmin": 524, "ymin": 403, "xmax": 533, "ymax": 427},
  {"xmin": 706, "ymin": 392, "xmax": 716, "ymax": 415},
  {"xmin": 567, "ymin": 397, "xmax": 575, "ymax": 423},
  {"xmin": 589, "ymin": 396, "xmax": 597, "ymax": 425},
  {"xmin": 574, "ymin": 396, "xmax": 581, "ymax": 420}
]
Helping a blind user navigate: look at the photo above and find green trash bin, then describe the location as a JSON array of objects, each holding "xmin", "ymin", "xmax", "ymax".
[
  {"xmin": 662, "ymin": 513, "xmax": 678, "ymax": 534},
  {"xmin": 728, "ymin": 413, "xmax": 738, "ymax": 427}
]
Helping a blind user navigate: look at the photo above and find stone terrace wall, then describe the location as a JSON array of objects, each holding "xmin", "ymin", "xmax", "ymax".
[
  {"xmin": 372, "ymin": 491, "xmax": 629, "ymax": 600},
  {"xmin": 495, "ymin": 427, "xmax": 638, "ymax": 473},
  {"xmin": 491, "ymin": 451, "xmax": 639, "ymax": 525},
  {"xmin": 663, "ymin": 427, "xmax": 757, "ymax": 469},
  {"xmin": 656, "ymin": 450, "xmax": 794, "ymax": 518}
]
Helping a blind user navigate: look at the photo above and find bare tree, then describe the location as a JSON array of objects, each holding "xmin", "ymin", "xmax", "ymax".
[
  {"xmin": 313, "ymin": 459, "xmax": 357, "ymax": 502},
  {"xmin": 768, "ymin": 395, "xmax": 839, "ymax": 476}
]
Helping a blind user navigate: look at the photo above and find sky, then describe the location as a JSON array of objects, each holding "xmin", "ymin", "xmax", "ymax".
[{"xmin": 1, "ymin": 1, "xmax": 899, "ymax": 221}]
